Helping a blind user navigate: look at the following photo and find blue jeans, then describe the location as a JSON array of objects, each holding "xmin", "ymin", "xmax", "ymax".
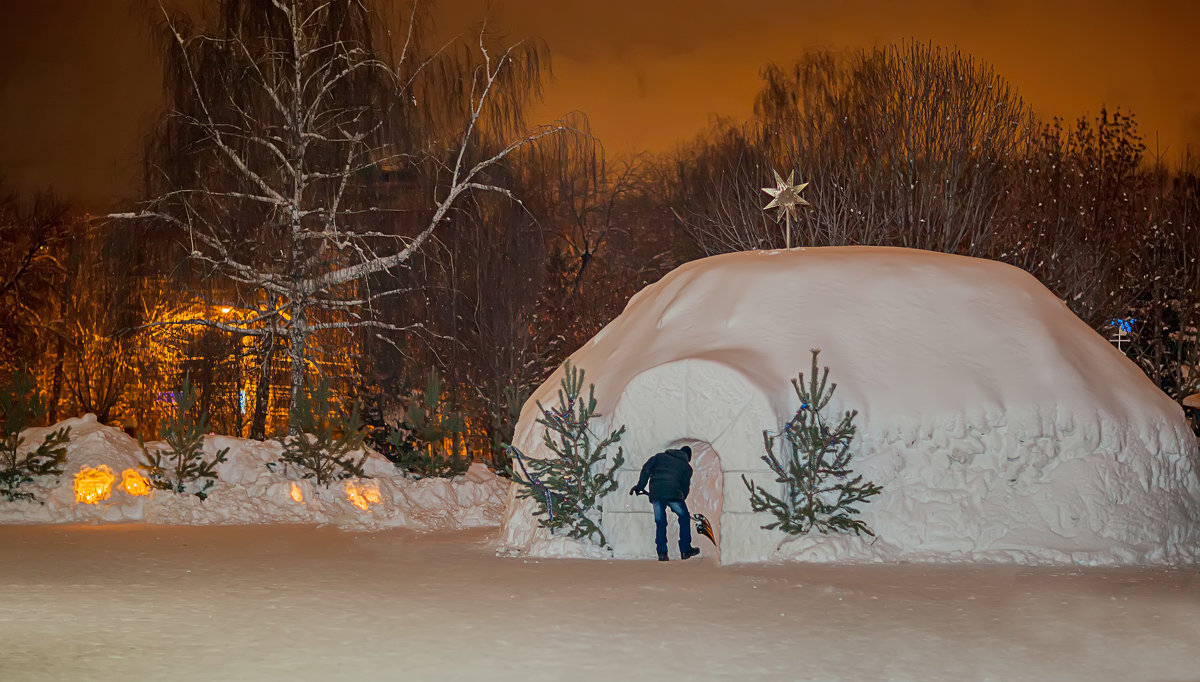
[{"xmin": 652, "ymin": 499, "xmax": 695, "ymax": 558}]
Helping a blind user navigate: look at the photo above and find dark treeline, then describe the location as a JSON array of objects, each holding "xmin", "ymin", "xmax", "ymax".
[
  {"xmin": 3, "ymin": 18, "xmax": 1198, "ymax": 462},
  {"xmin": 667, "ymin": 42, "xmax": 1199, "ymax": 410}
]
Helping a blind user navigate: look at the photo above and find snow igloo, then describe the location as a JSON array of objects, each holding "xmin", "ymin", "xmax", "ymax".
[{"xmin": 500, "ymin": 247, "xmax": 1200, "ymax": 565}]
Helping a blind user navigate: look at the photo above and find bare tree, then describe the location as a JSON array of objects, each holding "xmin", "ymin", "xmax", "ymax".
[
  {"xmin": 520, "ymin": 119, "xmax": 642, "ymax": 289},
  {"xmin": 516, "ymin": 119, "xmax": 652, "ymax": 358},
  {"xmin": 448, "ymin": 190, "xmax": 549, "ymax": 467},
  {"xmin": 664, "ymin": 120, "xmax": 780, "ymax": 253},
  {"xmin": 52, "ymin": 223, "xmax": 149, "ymax": 425},
  {"xmin": 994, "ymin": 110, "xmax": 1147, "ymax": 329},
  {"xmin": 111, "ymin": 0, "xmax": 560, "ymax": 432},
  {"xmin": 0, "ymin": 188, "xmax": 74, "ymax": 384},
  {"xmin": 669, "ymin": 42, "xmax": 1035, "ymax": 257},
  {"xmin": 399, "ymin": 116, "xmax": 662, "ymax": 466},
  {"xmin": 1124, "ymin": 156, "xmax": 1200, "ymax": 401}
]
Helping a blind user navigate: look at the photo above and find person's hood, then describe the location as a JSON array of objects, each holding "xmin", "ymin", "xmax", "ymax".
[{"xmin": 665, "ymin": 446, "xmax": 692, "ymax": 462}]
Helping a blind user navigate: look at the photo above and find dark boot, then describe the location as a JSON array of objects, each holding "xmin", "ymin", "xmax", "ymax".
[
  {"xmin": 682, "ymin": 547, "xmax": 700, "ymax": 560},
  {"xmin": 658, "ymin": 553, "xmax": 669, "ymax": 562}
]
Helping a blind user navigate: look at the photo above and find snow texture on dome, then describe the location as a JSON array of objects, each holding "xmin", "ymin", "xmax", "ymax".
[{"xmin": 500, "ymin": 246, "xmax": 1200, "ymax": 565}]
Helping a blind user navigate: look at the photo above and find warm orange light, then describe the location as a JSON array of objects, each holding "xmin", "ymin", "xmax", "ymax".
[
  {"xmin": 345, "ymin": 480, "xmax": 380, "ymax": 511},
  {"xmin": 121, "ymin": 468, "xmax": 150, "ymax": 496},
  {"xmin": 74, "ymin": 466, "xmax": 116, "ymax": 504},
  {"xmin": 290, "ymin": 482, "xmax": 304, "ymax": 503},
  {"xmin": 363, "ymin": 485, "xmax": 381, "ymax": 505},
  {"xmin": 220, "ymin": 306, "xmax": 232, "ymax": 314}
]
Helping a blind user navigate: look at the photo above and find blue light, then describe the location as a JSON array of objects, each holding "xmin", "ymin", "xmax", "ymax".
[{"xmin": 1111, "ymin": 318, "xmax": 1136, "ymax": 334}]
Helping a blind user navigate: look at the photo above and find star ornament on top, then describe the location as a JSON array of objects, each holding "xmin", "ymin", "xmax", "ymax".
[{"xmin": 761, "ymin": 169, "xmax": 810, "ymax": 223}]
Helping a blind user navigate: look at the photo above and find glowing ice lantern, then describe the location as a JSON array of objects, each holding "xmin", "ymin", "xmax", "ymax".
[
  {"xmin": 290, "ymin": 482, "xmax": 304, "ymax": 504},
  {"xmin": 345, "ymin": 480, "xmax": 381, "ymax": 511},
  {"xmin": 121, "ymin": 468, "xmax": 150, "ymax": 496},
  {"xmin": 74, "ymin": 466, "xmax": 116, "ymax": 504},
  {"xmin": 363, "ymin": 485, "xmax": 381, "ymax": 505}
]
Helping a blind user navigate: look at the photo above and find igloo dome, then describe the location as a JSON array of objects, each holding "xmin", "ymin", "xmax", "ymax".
[{"xmin": 499, "ymin": 247, "xmax": 1200, "ymax": 565}]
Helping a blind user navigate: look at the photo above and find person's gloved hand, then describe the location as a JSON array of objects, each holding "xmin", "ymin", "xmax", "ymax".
[{"xmin": 629, "ymin": 486, "xmax": 643, "ymax": 496}]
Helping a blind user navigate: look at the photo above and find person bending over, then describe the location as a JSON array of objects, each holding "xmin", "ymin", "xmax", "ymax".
[{"xmin": 630, "ymin": 445, "xmax": 701, "ymax": 561}]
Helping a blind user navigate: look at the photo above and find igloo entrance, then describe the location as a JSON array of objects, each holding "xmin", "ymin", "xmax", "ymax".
[
  {"xmin": 606, "ymin": 438, "xmax": 727, "ymax": 561},
  {"xmin": 598, "ymin": 359, "xmax": 783, "ymax": 564}
]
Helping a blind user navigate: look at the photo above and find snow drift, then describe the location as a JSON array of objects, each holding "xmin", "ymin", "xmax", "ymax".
[
  {"xmin": 500, "ymin": 246, "xmax": 1200, "ymax": 565},
  {"xmin": 1, "ymin": 414, "xmax": 507, "ymax": 530}
]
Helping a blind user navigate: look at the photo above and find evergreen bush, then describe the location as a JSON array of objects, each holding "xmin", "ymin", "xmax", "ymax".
[
  {"xmin": 507, "ymin": 362, "xmax": 625, "ymax": 546},
  {"xmin": 278, "ymin": 378, "xmax": 368, "ymax": 486},
  {"xmin": 370, "ymin": 369, "xmax": 470, "ymax": 478},
  {"xmin": 139, "ymin": 378, "xmax": 228, "ymax": 499},
  {"xmin": 743, "ymin": 349, "xmax": 882, "ymax": 536},
  {"xmin": 0, "ymin": 371, "xmax": 70, "ymax": 503}
]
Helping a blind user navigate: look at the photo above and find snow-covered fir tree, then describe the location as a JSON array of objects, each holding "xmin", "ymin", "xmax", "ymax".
[{"xmin": 508, "ymin": 362, "xmax": 624, "ymax": 546}]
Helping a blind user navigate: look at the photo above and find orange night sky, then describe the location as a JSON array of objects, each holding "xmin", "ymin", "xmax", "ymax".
[{"xmin": 1, "ymin": 0, "xmax": 1197, "ymax": 210}]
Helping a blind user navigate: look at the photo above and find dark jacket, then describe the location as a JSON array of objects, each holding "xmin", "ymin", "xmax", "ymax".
[{"xmin": 634, "ymin": 447, "xmax": 692, "ymax": 501}]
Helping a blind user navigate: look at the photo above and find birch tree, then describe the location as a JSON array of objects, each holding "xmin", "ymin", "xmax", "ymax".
[{"xmin": 112, "ymin": 0, "xmax": 559, "ymax": 432}]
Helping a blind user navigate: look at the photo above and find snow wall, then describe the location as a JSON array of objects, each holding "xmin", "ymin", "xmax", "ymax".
[
  {"xmin": 499, "ymin": 246, "xmax": 1200, "ymax": 565},
  {"xmin": 2, "ymin": 414, "xmax": 507, "ymax": 530}
]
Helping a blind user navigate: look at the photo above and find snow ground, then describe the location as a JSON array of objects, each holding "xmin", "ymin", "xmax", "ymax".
[{"xmin": 2, "ymin": 524, "xmax": 1197, "ymax": 682}]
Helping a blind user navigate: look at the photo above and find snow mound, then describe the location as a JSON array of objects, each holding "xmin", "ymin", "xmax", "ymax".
[
  {"xmin": 500, "ymin": 247, "xmax": 1200, "ymax": 565},
  {"xmin": 2, "ymin": 414, "xmax": 507, "ymax": 531}
]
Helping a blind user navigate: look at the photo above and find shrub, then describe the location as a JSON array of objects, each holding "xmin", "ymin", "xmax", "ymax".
[
  {"xmin": 139, "ymin": 378, "xmax": 228, "ymax": 499},
  {"xmin": 744, "ymin": 350, "xmax": 882, "ymax": 536},
  {"xmin": 0, "ymin": 371, "xmax": 70, "ymax": 502},
  {"xmin": 278, "ymin": 379, "xmax": 368, "ymax": 486},
  {"xmin": 507, "ymin": 362, "xmax": 625, "ymax": 546},
  {"xmin": 371, "ymin": 369, "xmax": 470, "ymax": 478}
]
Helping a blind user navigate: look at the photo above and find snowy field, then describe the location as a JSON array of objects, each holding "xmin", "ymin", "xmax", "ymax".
[{"xmin": 2, "ymin": 524, "xmax": 1198, "ymax": 682}]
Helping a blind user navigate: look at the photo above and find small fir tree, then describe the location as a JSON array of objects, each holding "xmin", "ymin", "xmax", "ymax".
[
  {"xmin": 384, "ymin": 369, "xmax": 469, "ymax": 478},
  {"xmin": 507, "ymin": 362, "xmax": 625, "ymax": 546},
  {"xmin": 140, "ymin": 378, "xmax": 229, "ymax": 499},
  {"xmin": 0, "ymin": 371, "xmax": 70, "ymax": 502},
  {"xmin": 743, "ymin": 349, "xmax": 882, "ymax": 536},
  {"xmin": 278, "ymin": 378, "xmax": 368, "ymax": 486}
]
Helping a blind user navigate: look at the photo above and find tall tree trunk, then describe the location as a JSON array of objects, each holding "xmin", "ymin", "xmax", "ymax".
[
  {"xmin": 47, "ymin": 326, "xmax": 66, "ymax": 425},
  {"xmin": 250, "ymin": 330, "xmax": 275, "ymax": 440},
  {"xmin": 47, "ymin": 269, "xmax": 70, "ymax": 424},
  {"xmin": 287, "ymin": 305, "xmax": 308, "ymax": 436},
  {"xmin": 47, "ymin": 335, "xmax": 65, "ymax": 424}
]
